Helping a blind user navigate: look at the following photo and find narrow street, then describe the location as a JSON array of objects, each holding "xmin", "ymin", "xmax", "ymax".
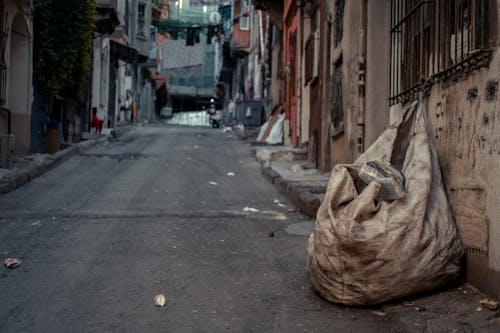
[{"xmin": 0, "ymin": 125, "xmax": 392, "ymax": 332}]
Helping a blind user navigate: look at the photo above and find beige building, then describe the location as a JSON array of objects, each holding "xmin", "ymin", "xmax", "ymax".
[
  {"xmin": 0, "ymin": 0, "xmax": 33, "ymax": 163},
  {"xmin": 258, "ymin": 0, "xmax": 500, "ymax": 299}
]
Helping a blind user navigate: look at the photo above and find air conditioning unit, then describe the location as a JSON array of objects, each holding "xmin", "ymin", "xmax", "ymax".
[{"xmin": 0, "ymin": 134, "xmax": 14, "ymax": 168}]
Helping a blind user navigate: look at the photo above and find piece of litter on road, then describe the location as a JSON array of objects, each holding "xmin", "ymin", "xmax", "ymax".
[
  {"xmin": 480, "ymin": 298, "xmax": 499, "ymax": 310},
  {"xmin": 268, "ymin": 231, "xmax": 275, "ymax": 238},
  {"xmin": 476, "ymin": 306, "xmax": 483, "ymax": 312},
  {"xmin": 278, "ymin": 203, "xmax": 286, "ymax": 207},
  {"xmin": 31, "ymin": 221, "xmax": 41, "ymax": 226},
  {"xmin": 243, "ymin": 207, "xmax": 259, "ymax": 212},
  {"xmin": 371, "ymin": 310, "xmax": 386, "ymax": 317},
  {"xmin": 227, "ymin": 172, "xmax": 235, "ymax": 176},
  {"xmin": 209, "ymin": 181, "xmax": 218, "ymax": 186},
  {"xmin": 4, "ymin": 258, "xmax": 21, "ymax": 269},
  {"xmin": 274, "ymin": 198, "xmax": 280, "ymax": 203},
  {"xmin": 154, "ymin": 294, "xmax": 166, "ymax": 307}
]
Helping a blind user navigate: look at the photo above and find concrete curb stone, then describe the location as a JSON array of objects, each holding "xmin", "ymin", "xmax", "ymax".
[{"xmin": 261, "ymin": 167, "xmax": 281, "ymax": 184}]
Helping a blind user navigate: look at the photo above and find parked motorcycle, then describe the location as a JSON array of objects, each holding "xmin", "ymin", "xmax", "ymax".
[{"xmin": 207, "ymin": 99, "xmax": 221, "ymax": 128}]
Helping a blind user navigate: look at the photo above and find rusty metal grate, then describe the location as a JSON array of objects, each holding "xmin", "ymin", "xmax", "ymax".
[
  {"xmin": 0, "ymin": 0, "xmax": 8, "ymax": 107},
  {"xmin": 331, "ymin": 61, "xmax": 343, "ymax": 129},
  {"xmin": 390, "ymin": 0, "xmax": 492, "ymax": 105}
]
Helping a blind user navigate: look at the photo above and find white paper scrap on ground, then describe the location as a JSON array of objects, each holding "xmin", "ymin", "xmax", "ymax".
[
  {"xmin": 243, "ymin": 207, "xmax": 259, "ymax": 212},
  {"xmin": 227, "ymin": 172, "xmax": 235, "ymax": 176},
  {"xmin": 209, "ymin": 181, "xmax": 218, "ymax": 186}
]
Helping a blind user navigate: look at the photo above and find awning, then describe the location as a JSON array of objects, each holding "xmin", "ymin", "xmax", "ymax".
[{"xmin": 110, "ymin": 40, "xmax": 148, "ymax": 64}]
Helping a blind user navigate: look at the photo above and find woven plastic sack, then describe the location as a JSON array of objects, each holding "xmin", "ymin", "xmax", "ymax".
[{"xmin": 307, "ymin": 100, "xmax": 464, "ymax": 305}]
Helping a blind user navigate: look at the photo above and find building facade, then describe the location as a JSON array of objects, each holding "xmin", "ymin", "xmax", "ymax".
[
  {"xmin": 0, "ymin": 0, "xmax": 33, "ymax": 163},
  {"xmin": 248, "ymin": 0, "xmax": 500, "ymax": 299},
  {"xmin": 91, "ymin": 0, "xmax": 152, "ymax": 128}
]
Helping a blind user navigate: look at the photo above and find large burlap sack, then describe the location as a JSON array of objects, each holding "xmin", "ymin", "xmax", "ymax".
[{"xmin": 307, "ymin": 100, "xmax": 464, "ymax": 305}]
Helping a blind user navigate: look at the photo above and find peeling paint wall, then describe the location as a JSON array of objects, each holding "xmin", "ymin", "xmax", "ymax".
[
  {"xmin": 2, "ymin": 1, "xmax": 33, "ymax": 154},
  {"xmin": 367, "ymin": 0, "xmax": 500, "ymax": 298},
  {"xmin": 425, "ymin": 47, "xmax": 500, "ymax": 297}
]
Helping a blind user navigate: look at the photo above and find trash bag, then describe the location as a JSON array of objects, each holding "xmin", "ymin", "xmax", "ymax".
[{"xmin": 307, "ymin": 99, "xmax": 464, "ymax": 306}]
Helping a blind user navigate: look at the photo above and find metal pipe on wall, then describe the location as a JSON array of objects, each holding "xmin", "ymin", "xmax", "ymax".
[{"xmin": 357, "ymin": 0, "xmax": 367, "ymax": 154}]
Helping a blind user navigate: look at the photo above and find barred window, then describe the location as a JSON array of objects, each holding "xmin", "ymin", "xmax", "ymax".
[
  {"xmin": 331, "ymin": 60, "xmax": 343, "ymax": 129},
  {"xmin": 304, "ymin": 7, "xmax": 320, "ymax": 84},
  {"xmin": 390, "ymin": 0, "xmax": 492, "ymax": 105},
  {"xmin": 334, "ymin": 0, "xmax": 344, "ymax": 47},
  {"xmin": 137, "ymin": 2, "xmax": 147, "ymax": 39}
]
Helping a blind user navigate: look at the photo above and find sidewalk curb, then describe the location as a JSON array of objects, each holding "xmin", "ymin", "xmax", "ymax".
[
  {"xmin": 274, "ymin": 178, "xmax": 324, "ymax": 218},
  {"xmin": 0, "ymin": 126, "xmax": 132, "ymax": 194},
  {"xmin": 261, "ymin": 167, "xmax": 281, "ymax": 184}
]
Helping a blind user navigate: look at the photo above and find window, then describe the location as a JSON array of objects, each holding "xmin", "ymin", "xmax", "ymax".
[
  {"xmin": 305, "ymin": 31, "xmax": 320, "ymax": 84},
  {"xmin": 331, "ymin": 60, "xmax": 343, "ymax": 131},
  {"xmin": 305, "ymin": 7, "xmax": 320, "ymax": 84},
  {"xmin": 137, "ymin": 2, "xmax": 147, "ymax": 39},
  {"xmin": 334, "ymin": 0, "xmax": 344, "ymax": 47},
  {"xmin": 239, "ymin": 0, "xmax": 250, "ymax": 31},
  {"xmin": 390, "ymin": 0, "xmax": 492, "ymax": 105}
]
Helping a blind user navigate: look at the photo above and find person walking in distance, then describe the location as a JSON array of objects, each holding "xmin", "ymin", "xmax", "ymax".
[{"xmin": 91, "ymin": 108, "xmax": 103, "ymax": 133}]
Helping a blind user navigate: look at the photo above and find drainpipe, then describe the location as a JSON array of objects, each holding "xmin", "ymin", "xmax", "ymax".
[
  {"xmin": 357, "ymin": 0, "xmax": 367, "ymax": 154},
  {"xmin": 0, "ymin": 107, "xmax": 11, "ymax": 134},
  {"xmin": 297, "ymin": 3, "xmax": 303, "ymax": 145}
]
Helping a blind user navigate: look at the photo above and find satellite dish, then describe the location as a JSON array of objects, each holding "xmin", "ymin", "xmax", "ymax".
[{"xmin": 209, "ymin": 11, "xmax": 221, "ymax": 25}]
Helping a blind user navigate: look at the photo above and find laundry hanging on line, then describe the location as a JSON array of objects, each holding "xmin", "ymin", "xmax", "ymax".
[{"xmin": 186, "ymin": 26, "xmax": 201, "ymax": 46}]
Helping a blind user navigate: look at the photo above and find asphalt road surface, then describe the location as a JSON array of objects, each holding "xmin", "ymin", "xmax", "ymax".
[{"xmin": 0, "ymin": 125, "xmax": 394, "ymax": 332}]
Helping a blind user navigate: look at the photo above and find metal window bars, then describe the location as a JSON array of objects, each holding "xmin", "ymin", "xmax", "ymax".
[
  {"xmin": 137, "ymin": 2, "xmax": 147, "ymax": 38},
  {"xmin": 331, "ymin": 61, "xmax": 343, "ymax": 129},
  {"xmin": 390, "ymin": 0, "xmax": 492, "ymax": 105},
  {"xmin": 334, "ymin": 0, "xmax": 344, "ymax": 47}
]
